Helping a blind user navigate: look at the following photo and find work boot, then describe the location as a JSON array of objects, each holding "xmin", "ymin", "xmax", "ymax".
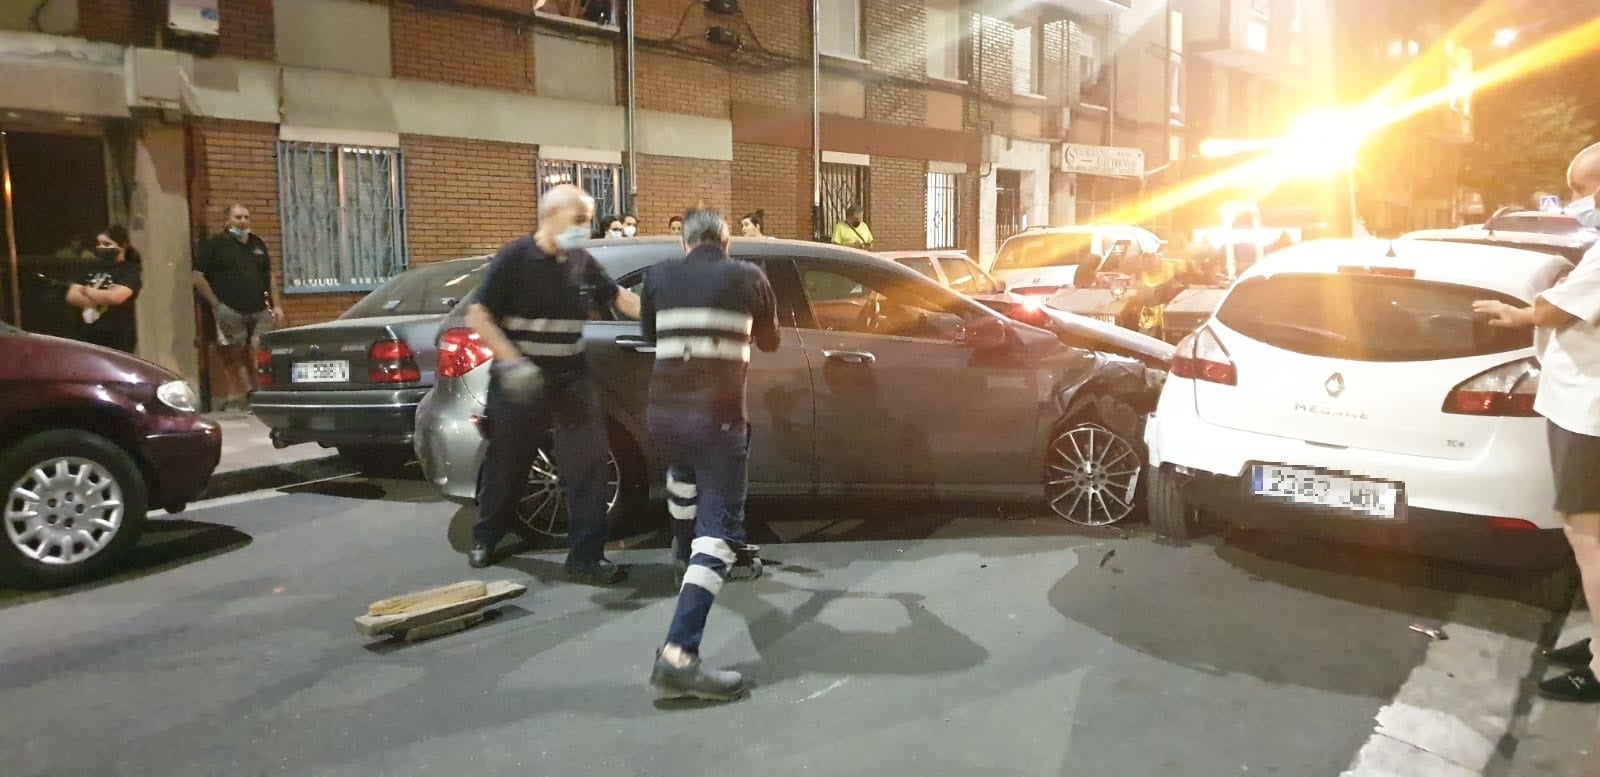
[
  {"xmin": 467, "ymin": 542, "xmax": 495, "ymax": 569},
  {"xmin": 1545, "ymin": 638, "xmax": 1593, "ymax": 669},
  {"xmin": 1539, "ymin": 666, "xmax": 1600, "ymax": 703},
  {"xmin": 651, "ymin": 652, "xmax": 747, "ymax": 701},
  {"xmin": 565, "ymin": 558, "xmax": 627, "ymax": 585}
]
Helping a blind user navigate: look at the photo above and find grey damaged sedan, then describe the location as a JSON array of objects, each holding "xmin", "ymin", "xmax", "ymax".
[{"xmin": 414, "ymin": 236, "xmax": 1169, "ymax": 541}]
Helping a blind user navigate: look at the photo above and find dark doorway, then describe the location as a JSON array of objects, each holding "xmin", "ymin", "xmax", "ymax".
[{"xmin": 0, "ymin": 129, "xmax": 110, "ymax": 335}]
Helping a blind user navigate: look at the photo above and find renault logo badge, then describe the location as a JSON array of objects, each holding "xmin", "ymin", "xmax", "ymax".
[{"xmin": 1325, "ymin": 372, "xmax": 1346, "ymax": 398}]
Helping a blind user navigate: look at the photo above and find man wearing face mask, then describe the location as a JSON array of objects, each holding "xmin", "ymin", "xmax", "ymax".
[
  {"xmin": 463, "ymin": 184, "xmax": 641, "ymax": 582},
  {"xmin": 193, "ymin": 203, "xmax": 283, "ymax": 410},
  {"xmin": 1475, "ymin": 141, "xmax": 1600, "ymax": 702},
  {"xmin": 640, "ymin": 207, "xmax": 779, "ymax": 700}
]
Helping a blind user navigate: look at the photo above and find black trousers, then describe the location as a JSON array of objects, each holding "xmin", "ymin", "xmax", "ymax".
[{"xmin": 473, "ymin": 373, "xmax": 613, "ymax": 565}]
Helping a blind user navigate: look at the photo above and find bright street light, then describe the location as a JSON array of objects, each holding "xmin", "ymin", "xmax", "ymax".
[{"xmin": 1493, "ymin": 28, "xmax": 1518, "ymax": 47}]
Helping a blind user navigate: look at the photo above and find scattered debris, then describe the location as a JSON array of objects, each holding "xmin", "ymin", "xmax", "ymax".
[
  {"xmin": 1408, "ymin": 621, "xmax": 1449, "ymax": 641},
  {"xmin": 1099, "ymin": 549, "xmax": 1117, "ymax": 568},
  {"xmin": 980, "ymin": 564, "xmax": 988, "ymax": 569},
  {"xmin": 356, "ymin": 580, "xmax": 526, "ymax": 642}
]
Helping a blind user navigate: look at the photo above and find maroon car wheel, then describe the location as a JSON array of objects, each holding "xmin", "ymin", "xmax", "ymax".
[{"xmin": 0, "ymin": 430, "xmax": 149, "ymax": 588}]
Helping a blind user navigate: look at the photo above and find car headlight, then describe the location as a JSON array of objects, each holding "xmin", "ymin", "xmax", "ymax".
[{"xmin": 156, "ymin": 380, "xmax": 199, "ymax": 413}]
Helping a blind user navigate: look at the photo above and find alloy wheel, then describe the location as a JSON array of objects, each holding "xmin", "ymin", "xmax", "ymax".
[
  {"xmin": 1045, "ymin": 423, "xmax": 1141, "ymax": 527},
  {"xmin": 4, "ymin": 456, "xmax": 126, "ymax": 566},
  {"xmin": 516, "ymin": 447, "xmax": 622, "ymax": 539}
]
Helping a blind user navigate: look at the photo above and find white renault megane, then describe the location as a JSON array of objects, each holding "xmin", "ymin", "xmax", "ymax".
[{"xmin": 1142, "ymin": 238, "xmax": 1577, "ymax": 604}]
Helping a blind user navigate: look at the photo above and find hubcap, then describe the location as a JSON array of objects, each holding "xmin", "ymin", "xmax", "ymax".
[
  {"xmin": 517, "ymin": 447, "xmax": 622, "ymax": 539},
  {"xmin": 1045, "ymin": 423, "xmax": 1141, "ymax": 527},
  {"xmin": 4, "ymin": 457, "xmax": 125, "ymax": 565}
]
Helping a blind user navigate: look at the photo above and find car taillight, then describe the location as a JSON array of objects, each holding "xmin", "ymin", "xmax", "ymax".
[
  {"xmin": 368, "ymin": 339, "xmax": 422, "ymax": 383},
  {"xmin": 255, "ymin": 349, "xmax": 273, "ymax": 385},
  {"xmin": 1171, "ymin": 327, "xmax": 1237, "ymax": 385},
  {"xmin": 1442, "ymin": 357, "xmax": 1539, "ymax": 417},
  {"xmin": 437, "ymin": 327, "xmax": 494, "ymax": 379}
]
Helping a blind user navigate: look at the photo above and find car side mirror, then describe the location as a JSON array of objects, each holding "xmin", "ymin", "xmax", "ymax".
[{"xmin": 963, "ymin": 315, "xmax": 1009, "ymax": 350}]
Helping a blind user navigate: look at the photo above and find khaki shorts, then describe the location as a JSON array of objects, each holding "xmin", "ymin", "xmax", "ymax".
[{"xmin": 215, "ymin": 305, "xmax": 274, "ymax": 347}]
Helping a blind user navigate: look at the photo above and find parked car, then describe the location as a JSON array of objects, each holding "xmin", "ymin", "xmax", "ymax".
[
  {"xmin": 1401, "ymin": 226, "xmax": 1595, "ymax": 265},
  {"xmin": 876, "ymin": 249, "xmax": 1175, "ymax": 370},
  {"xmin": 0, "ymin": 322, "xmax": 220, "ymax": 588},
  {"xmin": 251, "ymin": 255, "xmax": 491, "ymax": 473},
  {"xmin": 1480, "ymin": 207, "xmax": 1600, "ymax": 241},
  {"xmin": 984, "ymin": 224, "xmax": 1165, "ymax": 299},
  {"xmin": 1142, "ymin": 238, "xmax": 1576, "ymax": 605},
  {"xmin": 416, "ymin": 236, "xmax": 1169, "ymax": 540}
]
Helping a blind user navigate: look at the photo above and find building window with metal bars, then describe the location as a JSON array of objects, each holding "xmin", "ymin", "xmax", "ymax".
[
  {"xmin": 818, "ymin": 162, "xmax": 869, "ymax": 241},
  {"xmin": 926, "ymin": 171, "xmax": 960, "ymax": 249},
  {"xmin": 276, "ymin": 141, "xmax": 409, "ymax": 295},
  {"xmin": 536, "ymin": 159, "xmax": 622, "ymax": 233}
]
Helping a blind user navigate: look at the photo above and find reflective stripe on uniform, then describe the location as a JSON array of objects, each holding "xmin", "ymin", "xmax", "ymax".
[
  {"xmin": 503, "ymin": 317, "xmax": 585, "ymax": 334},
  {"xmin": 656, "ymin": 307, "xmax": 754, "ymax": 336},
  {"xmin": 655, "ymin": 336, "xmax": 750, "ymax": 362},
  {"xmin": 691, "ymin": 536, "xmax": 737, "ymax": 565},
  {"xmin": 681, "ymin": 564, "xmax": 724, "ymax": 595},
  {"xmin": 514, "ymin": 339, "xmax": 585, "ymax": 358}
]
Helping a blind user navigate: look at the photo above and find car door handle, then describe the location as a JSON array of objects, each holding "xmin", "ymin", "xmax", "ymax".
[
  {"xmin": 615, "ymin": 336, "xmax": 656, "ymax": 353},
  {"xmin": 823, "ymin": 349, "xmax": 875, "ymax": 364}
]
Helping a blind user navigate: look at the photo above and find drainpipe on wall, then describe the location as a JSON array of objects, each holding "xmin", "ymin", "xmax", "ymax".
[
  {"xmin": 811, "ymin": 0, "xmax": 822, "ymax": 240},
  {"xmin": 625, "ymin": 0, "xmax": 638, "ymax": 213}
]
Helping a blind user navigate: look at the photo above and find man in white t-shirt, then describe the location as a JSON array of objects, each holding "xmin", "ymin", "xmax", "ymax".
[{"xmin": 1476, "ymin": 140, "xmax": 1600, "ymax": 702}]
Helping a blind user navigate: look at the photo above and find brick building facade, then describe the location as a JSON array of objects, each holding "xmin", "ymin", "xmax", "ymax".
[{"xmin": 1, "ymin": 0, "xmax": 1274, "ymax": 404}]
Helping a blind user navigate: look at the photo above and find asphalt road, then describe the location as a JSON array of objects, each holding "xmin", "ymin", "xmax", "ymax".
[{"xmin": 0, "ymin": 474, "xmax": 1563, "ymax": 777}]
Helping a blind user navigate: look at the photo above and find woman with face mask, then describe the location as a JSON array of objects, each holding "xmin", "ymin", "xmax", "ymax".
[
  {"xmin": 65, "ymin": 225, "xmax": 142, "ymax": 354},
  {"xmin": 600, "ymin": 215, "xmax": 626, "ymax": 239}
]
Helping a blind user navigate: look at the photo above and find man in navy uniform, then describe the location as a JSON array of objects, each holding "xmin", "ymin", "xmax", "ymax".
[
  {"xmin": 641, "ymin": 208, "xmax": 779, "ymax": 700},
  {"xmin": 463, "ymin": 183, "xmax": 640, "ymax": 584}
]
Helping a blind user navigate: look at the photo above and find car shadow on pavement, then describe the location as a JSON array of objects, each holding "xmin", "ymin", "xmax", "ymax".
[
  {"xmin": 1214, "ymin": 528, "xmax": 1569, "ymax": 628},
  {"xmin": 0, "ymin": 518, "xmax": 252, "ymax": 608}
]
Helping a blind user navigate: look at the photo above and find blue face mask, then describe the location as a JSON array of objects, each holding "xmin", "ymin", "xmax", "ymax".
[
  {"xmin": 1565, "ymin": 194, "xmax": 1600, "ymax": 229},
  {"xmin": 554, "ymin": 225, "xmax": 589, "ymax": 251},
  {"xmin": 229, "ymin": 227, "xmax": 250, "ymax": 239}
]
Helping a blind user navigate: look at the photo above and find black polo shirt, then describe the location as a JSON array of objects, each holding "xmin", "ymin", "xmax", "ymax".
[
  {"xmin": 477, "ymin": 236, "xmax": 619, "ymax": 380},
  {"xmin": 195, "ymin": 231, "xmax": 272, "ymax": 313}
]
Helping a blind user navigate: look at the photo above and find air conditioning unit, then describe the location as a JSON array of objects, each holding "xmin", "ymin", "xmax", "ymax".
[
  {"xmin": 168, "ymin": 0, "xmax": 220, "ymax": 38},
  {"xmin": 125, "ymin": 48, "xmax": 184, "ymax": 111}
]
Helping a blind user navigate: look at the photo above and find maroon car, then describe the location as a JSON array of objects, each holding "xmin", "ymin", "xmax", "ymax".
[{"xmin": 0, "ymin": 321, "xmax": 221, "ymax": 588}]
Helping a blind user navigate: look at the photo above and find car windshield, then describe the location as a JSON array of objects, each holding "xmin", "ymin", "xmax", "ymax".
[
  {"xmin": 1418, "ymin": 237, "xmax": 1590, "ymax": 264},
  {"xmin": 994, "ymin": 233, "xmax": 1097, "ymax": 271},
  {"xmin": 1216, "ymin": 272, "xmax": 1532, "ymax": 362},
  {"xmin": 342, "ymin": 259, "xmax": 490, "ymax": 319}
]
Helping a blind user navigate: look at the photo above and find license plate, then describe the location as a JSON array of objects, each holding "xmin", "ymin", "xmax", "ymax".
[
  {"xmin": 1250, "ymin": 465, "xmax": 1401, "ymax": 518},
  {"xmin": 291, "ymin": 360, "xmax": 350, "ymax": 383}
]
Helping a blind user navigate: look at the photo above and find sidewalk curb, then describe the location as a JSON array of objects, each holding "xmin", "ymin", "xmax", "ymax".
[
  {"xmin": 197, "ymin": 455, "xmax": 355, "ymax": 502},
  {"xmin": 1484, "ymin": 592, "xmax": 1600, "ymax": 776}
]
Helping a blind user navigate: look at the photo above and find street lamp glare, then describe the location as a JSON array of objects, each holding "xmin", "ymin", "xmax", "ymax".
[{"xmin": 1493, "ymin": 28, "xmax": 1518, "ymax": 47}]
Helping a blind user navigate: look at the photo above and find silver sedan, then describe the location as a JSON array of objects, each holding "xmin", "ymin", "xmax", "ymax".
[{"xmin": 414, "ymin": 237, "xmax": 1168, "ymax": 542}]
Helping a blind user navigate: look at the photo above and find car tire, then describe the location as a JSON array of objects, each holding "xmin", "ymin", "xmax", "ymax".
[
  {"xmin": 513, "ymin": 428, "xmax": 644, "ymax": 548},
  {"xmin": 0, "ymin": 430, "xmax": 149, "ymax": 589},
  {"xmin": 338, "ymin": 445, "xmax": 415, "ymax": 477},
  {"xmin": 1045, "ymin": 396, "xmax": 1146, "ymax": 527},
  {"xmin": 1146, "ymin": 464, "xmax": 1209, "ymax": 540}
]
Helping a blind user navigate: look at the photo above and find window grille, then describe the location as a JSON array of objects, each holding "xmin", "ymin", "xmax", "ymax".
[{"xmin": 277, "ymin": 141, "xmax": 409, "ymax": 294}]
